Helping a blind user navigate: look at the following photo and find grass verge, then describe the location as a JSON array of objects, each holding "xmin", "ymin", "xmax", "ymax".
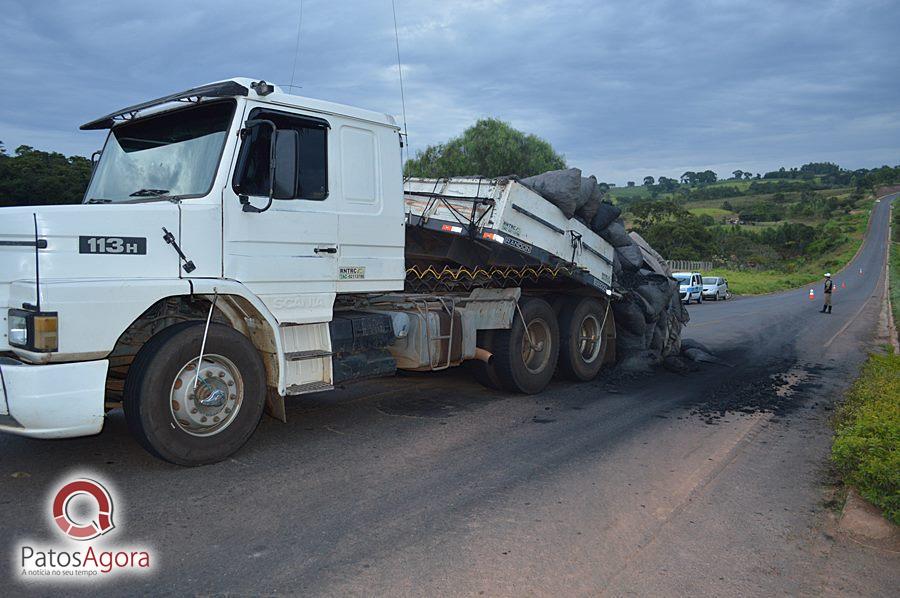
[{"xmin": 831, "ymin": 351, "xmax": 900, "ymax": 525}]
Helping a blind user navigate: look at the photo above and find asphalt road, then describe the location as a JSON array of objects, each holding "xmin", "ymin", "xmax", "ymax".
[{"xmin": 2, "ymin": 195, "xmax": 897, "ymax": 596}]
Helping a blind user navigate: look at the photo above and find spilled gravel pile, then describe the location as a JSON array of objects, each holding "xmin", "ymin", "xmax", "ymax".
[{"xmin": 687, "ymin": 358, "xmax": 830, "ymax": 423}]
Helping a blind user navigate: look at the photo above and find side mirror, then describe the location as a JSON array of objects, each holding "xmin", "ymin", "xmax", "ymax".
[
  {"xmin": 272, "ymin": 130, "xmax": 299, "ymax": 200},
  {"xmin": 238, "ymin": 119, "xmax": 300, "ymax": 214}
]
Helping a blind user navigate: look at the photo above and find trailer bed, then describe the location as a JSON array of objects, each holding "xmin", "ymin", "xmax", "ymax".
[{"xmin": 404, "ymin": 177, "xmax": 614, "ymax": 292}]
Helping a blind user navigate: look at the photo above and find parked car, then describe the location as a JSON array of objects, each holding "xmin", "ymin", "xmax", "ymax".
[
  {"xmin": 702, "ymin": 276, "xmax": 729, "ymax": 300},
  {"xmin": 674, "ymin": 272, "xmax": 703, "ymax": 304}
]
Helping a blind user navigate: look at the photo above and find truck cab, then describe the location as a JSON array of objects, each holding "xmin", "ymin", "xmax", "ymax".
[{"xmin": 1, "ymin": 79, "xmax": 406, "ymax": 452}]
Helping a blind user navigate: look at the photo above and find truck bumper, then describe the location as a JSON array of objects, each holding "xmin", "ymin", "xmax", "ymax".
[{"xmin": 0, "ymin": 357, "xmax": 108, "ymax": 439}]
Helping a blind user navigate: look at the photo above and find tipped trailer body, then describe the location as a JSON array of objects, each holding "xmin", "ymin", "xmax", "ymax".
[
  {"xmin": 404, "ymin": 177, "xmax": 614, "ymax": 293},
  {"xmin": 0, "ymin": 79, "xmax": 618, "ymax": 465}
]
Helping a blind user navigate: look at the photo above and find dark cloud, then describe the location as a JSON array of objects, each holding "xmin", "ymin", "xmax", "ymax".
[{"xmin": 1, "ymin": 0, "xmax": 897, "ymax": 183}]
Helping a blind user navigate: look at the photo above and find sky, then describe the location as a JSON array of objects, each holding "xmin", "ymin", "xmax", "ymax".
[{"xmin": 0, "ymin": 0, "xmax": 898, "ymax": 185}]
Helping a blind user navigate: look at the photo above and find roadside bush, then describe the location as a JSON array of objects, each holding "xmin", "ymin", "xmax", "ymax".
[{"xmin": 831, "ymin": 352, "xmax": 900, "ymax": 524}]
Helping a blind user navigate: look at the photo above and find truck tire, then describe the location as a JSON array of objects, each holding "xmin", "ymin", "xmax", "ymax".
[
  {"xmin": 466, "ymin": 329, "xmax": 503, "ymax": 390},
  {"xmin": 124, "ymin": 322, "xmax": 267, "ymax": 466},
  {"xmin": 492, "ymin": 296, "xmax": 559, "ymax": 394},
  {"xmin": 557, "ymin": 296, "xmax": 608, "ymax": 381}
]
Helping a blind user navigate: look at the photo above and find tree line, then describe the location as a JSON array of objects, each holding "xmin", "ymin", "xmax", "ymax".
[
  {"xmin": 630, "ymin": 161, "xmax": 900, "ymax": 196},
  {"xmin": 0, "ymin": 143, "xmax": 92, "ymax": 207}
]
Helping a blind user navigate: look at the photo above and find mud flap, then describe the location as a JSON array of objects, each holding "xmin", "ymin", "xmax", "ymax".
[{"xmin": 265, "ymin": 388, "xmax": 286, "ymax": 423}]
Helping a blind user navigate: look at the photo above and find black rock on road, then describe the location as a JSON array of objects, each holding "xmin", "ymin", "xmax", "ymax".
[{"xmin": 2, "ymin": 195, "xmax": 897, "ymax": 596}]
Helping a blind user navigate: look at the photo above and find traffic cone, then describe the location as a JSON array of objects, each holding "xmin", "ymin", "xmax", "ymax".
[
  {"xmin": 808, "ymin": 289, "xmax": 815, "ymax": 300},
  {"xmin": 841, "ymin": 281, "xmax": 846, "ymax": 288}
]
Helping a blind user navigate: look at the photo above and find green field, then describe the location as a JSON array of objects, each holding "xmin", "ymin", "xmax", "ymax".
[
  {"xmin": 609, "ymin": 175, "xmax": 877, "ymax": 295},
  {"xmin": 707, "ymin": 205, "xmax": 871, "ymax": 295},
  {"xmin": 688, "ymin": 207, "xmax": 734, "ymax": 219},
  {"xmin": 608, "ymin": 185, "xmax": 652, "ymax": 201}
]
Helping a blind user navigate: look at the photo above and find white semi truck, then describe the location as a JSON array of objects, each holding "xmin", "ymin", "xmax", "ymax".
[{"xmin": 0, "ymin": 78, "xmax": 618, "ymax": 465}]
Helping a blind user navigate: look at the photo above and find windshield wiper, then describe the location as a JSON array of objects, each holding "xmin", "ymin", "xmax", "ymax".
[
  {"xmin": 86, "ymin": 198, "xmax": 112, "ymax": 204},
  {"xmin": 129, "ymin": 188, "xmax": 170, "ymax": 197}
]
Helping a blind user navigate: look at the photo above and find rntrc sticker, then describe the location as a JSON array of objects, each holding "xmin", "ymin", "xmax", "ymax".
[
  {"xmin": 79, "ymin": 236, "xmax": 147, "ymax": 255},
  {"xmin": 339, "ymin": 266, "xmax": 366, "ymax": 280}
]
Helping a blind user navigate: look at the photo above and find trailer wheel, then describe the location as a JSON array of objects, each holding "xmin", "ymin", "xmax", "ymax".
[
  {"xmin": 124, "ymin": 321, "xmax": 266, "ymax": 466},
  {"xmin": 557, "ymin": 297, "xmax": 608, "ymax": 381},
  {"xmin": 466, "ymin": 329, "xmax": 503, "ymax": 390},
  {"xmin": 492, "ymin": 297, "xmax": 559, "ymax": 394}
]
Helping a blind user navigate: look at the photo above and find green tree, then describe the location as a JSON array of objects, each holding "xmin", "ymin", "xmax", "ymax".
[
  {"xmin": 697, "ymin": 169, "xmax": 718, "ymax": 184},
  {"xmin": 657, "ymin": 176, "xmax": 678, "ymax": 192},
  {"xmin": 643, "ymin": 176, "xmax": 655, "ymax": 186},
  {"xmin": 403, "ymin": 118, "xmax": 565, "ymax": 178},
  {"xmin": 629, "ymin": 199, "xmax": 688, "ymax": 229},
  {"xmin": 732, "ymin": 169, "xmax": 743, "ymax": 180},
  {"xmin": 0, "ymin": 145, "xmax": 92, "ymax": 207}
]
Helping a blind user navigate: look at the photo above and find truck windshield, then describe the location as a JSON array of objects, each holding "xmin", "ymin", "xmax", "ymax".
[
  {"xmin": 675, "ymin": 275, "xmax": 691, "ymax": 284},
  {"xmin": 85, "ymin": 100, "xmax": 235, "ymax": 203}
]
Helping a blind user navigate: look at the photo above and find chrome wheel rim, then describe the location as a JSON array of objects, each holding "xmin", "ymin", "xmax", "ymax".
[
  {"xmin": 578, "ymin": 314, "xmax": 603, "ymax": 364},
  {"xmin": 522, "ymin": 318, "xmax": 552, "ymax": 374},
  {"xmin": 169, "ymin": 354, "xmax": 244, "ymax": 437}
]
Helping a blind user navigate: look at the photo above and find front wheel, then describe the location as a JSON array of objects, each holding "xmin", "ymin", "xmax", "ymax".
[
  {"xmin": 124, "ymin": 322, "xmax": 267, "ymax": 466},
  {"xmin": 492, "ymin": 297, "xmax": 559, "ymax": 394}
]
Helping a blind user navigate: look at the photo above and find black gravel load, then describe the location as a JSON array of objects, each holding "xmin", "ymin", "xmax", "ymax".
[
  {"xmin": 514, "ymin": 167, "xmax": 694, "ymax": 372},
  {"xmin": 599, "ymin": 219, "xmax": 633, "ymax": 247},
  {"xmin": 519, "ymin": 168, "xmax": 583, "ymax": 219},
  {"xmin": 589, "ymin": 201, "xmax": 621, "ymax": 232}
]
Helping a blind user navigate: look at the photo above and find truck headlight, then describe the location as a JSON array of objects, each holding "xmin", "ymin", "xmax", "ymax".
[
  {"xmin": 7, "ymin": 309, "xmax": 58, "ymax": 352},
  {"xmin": 8, "ymin": 313, "xmax": 27, "ymax": 346}
]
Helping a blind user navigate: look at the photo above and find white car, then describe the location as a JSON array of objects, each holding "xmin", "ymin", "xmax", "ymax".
[
  {"xmin": 674, "ymin": 272, "xmax": 703, "ymax": 304},
  {"xmin": 702, "ymin": 276, "xmax": 729, "ymax": 300}
]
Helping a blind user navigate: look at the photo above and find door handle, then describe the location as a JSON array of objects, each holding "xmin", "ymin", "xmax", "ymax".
[{"xmin": 314, "ymin": 246, "xmax": 337, "ymax": 254}]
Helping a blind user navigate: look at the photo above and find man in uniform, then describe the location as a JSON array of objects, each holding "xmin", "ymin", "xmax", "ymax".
[{"xmin": 821, "ymin": 273, "xmax": 833, "ymax": 313}]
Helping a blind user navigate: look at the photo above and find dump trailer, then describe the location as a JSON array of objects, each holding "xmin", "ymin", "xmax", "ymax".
[{"xmin": 0, "ymin": 78, "xmax": 616, "ymax": 465}]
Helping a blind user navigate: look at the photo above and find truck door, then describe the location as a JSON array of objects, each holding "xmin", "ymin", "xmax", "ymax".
[{"xmin": 223, "ymin": 107, "xmax": 338, "ymax": 324}]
